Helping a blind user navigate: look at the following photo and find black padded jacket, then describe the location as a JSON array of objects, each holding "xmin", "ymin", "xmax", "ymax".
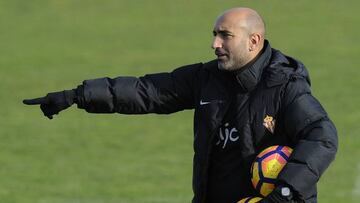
[{"xmin": 75, "ymin": 41, "xmax": 338, "ymax": 203}]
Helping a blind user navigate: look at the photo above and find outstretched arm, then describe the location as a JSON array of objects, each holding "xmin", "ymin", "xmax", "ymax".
[{"xmin": 23, "ymin": 63, "xmax": 203, "ymax": 118}]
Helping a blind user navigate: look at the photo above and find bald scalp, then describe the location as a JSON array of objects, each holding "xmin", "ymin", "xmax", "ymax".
[{"xmin": 219, "ymin": 7, "xmax": 265, "ymax": 39}]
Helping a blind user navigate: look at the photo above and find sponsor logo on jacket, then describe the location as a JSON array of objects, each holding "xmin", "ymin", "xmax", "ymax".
[{"xmin": 215, "ymin": 123, "xmax": 239, "ymax": 149}]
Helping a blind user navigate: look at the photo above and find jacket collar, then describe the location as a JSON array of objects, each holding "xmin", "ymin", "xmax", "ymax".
[{"xmin": 234, "ymin": 40, "xmax": 272, "ymax": 92}]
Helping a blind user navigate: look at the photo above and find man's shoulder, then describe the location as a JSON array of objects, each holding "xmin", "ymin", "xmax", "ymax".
[
  {"xmin": 173, "ymin": 60, "xmax": 217, "ymax": 72},
  {"xmin": 167, "ymin": 60, "xmax": 218, "ymax": 82},
  {"xmin": 202, "ymin": 59, "xmax": 218, "ymax": 68},
  {"xmin": 174, "ymin": 60, "xmax": 220, "ymax": 77}
]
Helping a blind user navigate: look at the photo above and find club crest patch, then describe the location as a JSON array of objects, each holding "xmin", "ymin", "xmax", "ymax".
[{"xmin": 263, "ymin": 115, "xmax": 275, "ymax": 134}]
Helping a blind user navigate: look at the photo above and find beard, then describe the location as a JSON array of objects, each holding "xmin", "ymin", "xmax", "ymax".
[{"xmin": 217, "ymin": 52, "xmax": 249, "ymax": 71}]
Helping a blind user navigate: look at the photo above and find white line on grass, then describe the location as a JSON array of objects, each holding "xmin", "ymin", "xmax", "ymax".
[{"xmin": 353, "ymin": 162, "xmax": 360, "ymax": 197}]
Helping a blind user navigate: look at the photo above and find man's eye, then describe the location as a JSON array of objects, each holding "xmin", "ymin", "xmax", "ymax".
[
  {"xmin": 221, "ymin": 32, "xmax": 234, "ymax": 38},
  {"xmin": 213, "ymin": 31, "xmax": 233, "ymax": 38},
  {"xmin": 222, "ymin": 33, "xmax": 232, "ymax": 38}
]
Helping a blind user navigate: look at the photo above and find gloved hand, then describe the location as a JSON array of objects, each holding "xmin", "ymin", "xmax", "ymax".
[
  {"xmin": 259, "ymin": 185, "xmax": 296, "ymax": 203},
  {"xmin": 23, "ymin": 89, "xmax": 76, "ymax": 119}
]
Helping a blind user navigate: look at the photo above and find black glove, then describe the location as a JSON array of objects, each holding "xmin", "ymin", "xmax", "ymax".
[
  {"xmin": 23, "ymin": 89, "xmax": 76, "ymax": 119},
  {"xmin": 259, "ymin": 185, "xmax": 295, "ymax": 203}
]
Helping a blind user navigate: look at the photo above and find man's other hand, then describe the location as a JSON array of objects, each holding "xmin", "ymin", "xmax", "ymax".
[{"xmin": 259, "ymin": 185, "xmax": 298, "ymax": 203}]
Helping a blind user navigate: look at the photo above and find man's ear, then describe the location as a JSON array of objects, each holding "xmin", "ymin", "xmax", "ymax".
[{"xmin": 249, "ymin": 33, "xmax": 261, "ymax": 51}]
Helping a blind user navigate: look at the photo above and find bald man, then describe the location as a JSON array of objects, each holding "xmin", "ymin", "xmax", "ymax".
[
  {"xmin": 213, "ymin": 8, "xmax": 266, "ymax": 71},
  {"xmin": 24, "ymin": 7, "xmax": 337, "ymax": 203}
]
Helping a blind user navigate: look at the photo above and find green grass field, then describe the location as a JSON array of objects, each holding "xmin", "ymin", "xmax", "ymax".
[{"xmin": 1, "ymin": 0, "xmax": 359, "ymax": 202}]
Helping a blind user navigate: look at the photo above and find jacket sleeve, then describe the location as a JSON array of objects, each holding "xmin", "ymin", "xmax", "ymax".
[
  {"xmin": 75, "ymin": 63, "xmax": 203, "ymax": 114},
  {"xmin": 277, "ymin": 76, "xmax": 338, "ymax": 199}
]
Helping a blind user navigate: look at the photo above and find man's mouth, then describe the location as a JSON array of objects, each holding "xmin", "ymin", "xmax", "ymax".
[{"xmin": 215, "ymin": 50, "xmax": 228, "ymax": 60}]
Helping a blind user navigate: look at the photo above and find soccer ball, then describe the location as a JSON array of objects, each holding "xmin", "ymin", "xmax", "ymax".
[
  {"xmin": 237, "ymin": 196, "xmax": 262, "ymax": 203},
  {"xmin": 251, "ymin": 145, "xmax": 293, "ymax": 197}
]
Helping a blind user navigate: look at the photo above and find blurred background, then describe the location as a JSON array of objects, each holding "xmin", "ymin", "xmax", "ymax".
[{"xmin": 1, "ymin": 0, "xmax": 359, "ymax": 202}]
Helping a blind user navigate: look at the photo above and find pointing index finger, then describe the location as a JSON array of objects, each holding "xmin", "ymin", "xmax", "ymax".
[{"xmin": 23, "ymin": 97, "xmax": 46, "ymax": 105}]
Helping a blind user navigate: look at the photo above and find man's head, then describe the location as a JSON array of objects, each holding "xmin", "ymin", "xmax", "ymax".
[{"xmin": 212, "ymin": 7, "xmax": 266, "ymax": 71}]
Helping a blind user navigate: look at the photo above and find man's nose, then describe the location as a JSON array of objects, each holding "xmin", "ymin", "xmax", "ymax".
[{"xmin": 211, "ymin": 37, "xmax": 223, "ymax": 49}]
